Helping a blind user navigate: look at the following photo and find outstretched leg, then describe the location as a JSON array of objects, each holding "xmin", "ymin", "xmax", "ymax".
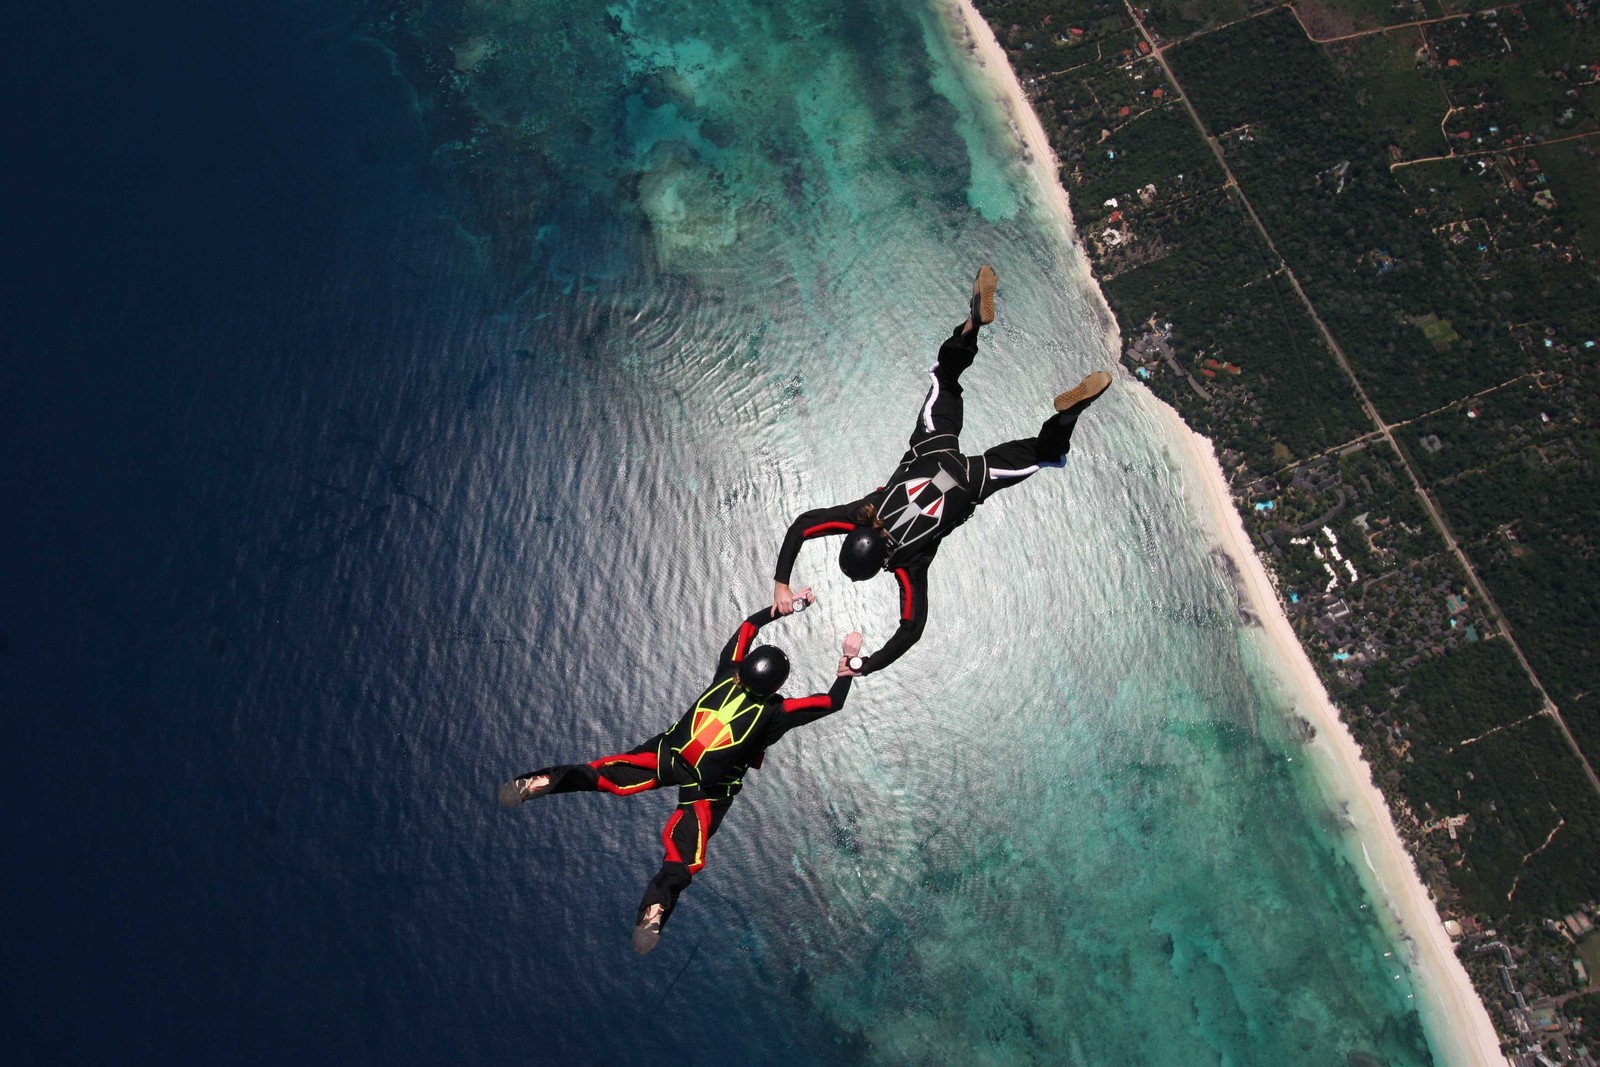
[
  {"xmin": 498, "ymin": 737, "xmax": 666, "ymax": 807},
  {"xmin": 971, "ymin": 371, "xmax": 1113, "ymax": 504},
  {"xmin": 632, "ymin": 794, "xmax": 732, "ymax": 954},
  {"xmin": 907, "ymin": 266, "xmax": 997, "ymax": 455}
]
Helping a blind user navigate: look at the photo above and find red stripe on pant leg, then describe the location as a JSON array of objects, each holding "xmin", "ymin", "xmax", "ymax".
[
  {"xmin": 591, "ymin": 751, "xmax": 658, "ymax": 795},
  {"xmin": 895, "ymin": 568, "xmax": 914, "ymax": 620},
  {"xmin": 591, "ymin": 752, "xmax": 657, "ymax": 770},
  {"xmin": 661, "ymin": 809, "xmax": 685, "ymax": 865},
  {"xmin": 595, "ymin": 778, "xmax": 657, "ymax": 796},
  {"xmin": 687, "ymin": 800, "xmax": 713, "ymax": 874}
]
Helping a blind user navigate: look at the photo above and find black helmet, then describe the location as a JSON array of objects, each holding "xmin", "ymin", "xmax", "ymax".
[
  {"xmin": 740, "ymin": 646, "xmax": 790, "ymax": 696},
  {"xmin": 838, "ymin": 526, "xmax": 888, "ymax": 580}
]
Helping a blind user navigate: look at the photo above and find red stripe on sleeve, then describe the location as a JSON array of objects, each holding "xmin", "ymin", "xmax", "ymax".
[
  {"xmin": 782, "ymin": 694, "xmax": 833, "ymax": 713},
  {"xmin": 803, "ymin": 521, "xmax": 855, "ymax": 538},
  {"xmin": 895, "ymin": 568, "xmax": 914, "ymax": 620},
  {"xmin": 733, "ymin": 621, "xmax": 757, "ymax": 662},
  {"xmin": 661, "ymin": 809, "xmax": 684, "ymax": 865}
]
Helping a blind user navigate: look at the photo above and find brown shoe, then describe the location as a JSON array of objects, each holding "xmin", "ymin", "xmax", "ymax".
[
  {"xmin": 1054, "ymin": 371, "xmax": 1113, "ymax": 419},
  {"xmin": 970, "ymin": 265, "xmax": 997, "ymax": 325}
]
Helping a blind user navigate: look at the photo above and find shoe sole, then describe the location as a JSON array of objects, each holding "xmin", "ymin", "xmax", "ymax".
[
  {"xmin": 1054, "ymin": 371, "xmax": 1113, "ymax": 413},
  {"xmin": 632, "ymin": 924, "xmax": 662, "ymax": 954},
  {"xmin": 498, "ymin": 777, "xmax": 548, "ymax": 808},
  {"xmin": 973, "ymin": 265, "xmax": 997, "ymax": 325}
]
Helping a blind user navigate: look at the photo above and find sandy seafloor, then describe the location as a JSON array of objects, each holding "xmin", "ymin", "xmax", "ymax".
[{"xmin": 0, "ymin": 0, "xmax": 1506, "ymax": 1062}]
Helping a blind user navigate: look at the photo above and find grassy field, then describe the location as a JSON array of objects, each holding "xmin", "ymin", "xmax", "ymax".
[
  {"xmin": 1580, "ymin": 932, "xmax": 1600, "ymax": 991},
  {"xmin": 1145, "ymin": 0, "xmax": 1273, "ymax": 39},
  {"xmin": 1332, "ymin": 30, "xmax": 1451, "ymax": 159},
  {"xmin": 1295, "ymin": 0, "xmax": 1420, "ymax": 38},
  {"xmin": 1411, "ymin": 311, "xmax": 1461, "ymax": 350}
]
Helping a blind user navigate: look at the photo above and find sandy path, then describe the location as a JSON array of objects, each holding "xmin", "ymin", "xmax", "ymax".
[{"xmin": 947, "ymin": 1, "xmax": 1507, "ymax": 1062}]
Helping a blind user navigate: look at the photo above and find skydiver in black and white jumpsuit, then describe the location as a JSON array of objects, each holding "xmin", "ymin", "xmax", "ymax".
[{"xmin": 771, "ymin": 266, "xmax": 1113, "ymax": 676}]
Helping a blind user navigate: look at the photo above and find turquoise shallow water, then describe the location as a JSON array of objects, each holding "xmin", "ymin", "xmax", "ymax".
[
  {"xmin": 4, "ymin": 0, "xmax": 1447, "ymax": 1062},
  {"xmin": 423, "ymin": 0, "xmax": 1440, "ymax": 1061}
]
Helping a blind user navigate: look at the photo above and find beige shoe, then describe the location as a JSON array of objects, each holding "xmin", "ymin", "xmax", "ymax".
[
  {"xmin": 970, "ymin": 265, "xmax": 997, "ymax": 325},
  {"xmin": 497, "ymin": 773, "xmax": 550, "ymax": 808},
  {"xmin": 1054, "ymin": 371, "xmax": 1113, "ymax": 419},
  {"xmin": 632, "ymin": 903, "xmax": 666, "ymax": 954}
]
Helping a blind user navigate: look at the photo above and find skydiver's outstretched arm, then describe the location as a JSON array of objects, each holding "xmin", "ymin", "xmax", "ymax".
[
  {"xmin": 771, "ymin": 499, "xmax": 869, "ymax": 615},
  {"xmin": 715, "ymin": 606, "xmax": 780, "ymax": 675},
  {"xmin": 852, "ymin": 557, "xmax": 930, "ymax": 675},
  {"xmin": 765, "ymin": 633, "xmax": 862, "ymax": 739},
  {"xmin": 713, "ymin": 595, "xmax": 814, "ymax": 675}
]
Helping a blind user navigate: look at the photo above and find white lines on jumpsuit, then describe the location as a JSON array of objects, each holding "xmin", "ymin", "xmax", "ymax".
[
  {"xmin": 920, "ymin": 366, "xmax": 939, "ymax": 433},
  {"xmin": 989, "ymin": 466, "xmax": 1039, "ymax": 479}
]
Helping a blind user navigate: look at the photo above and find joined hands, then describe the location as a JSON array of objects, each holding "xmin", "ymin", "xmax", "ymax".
[
  {"xmin": 773, "ymin": 583, "xmax": 865, "ymax": 676},
  {"xmin": 772, "ymin": 581, "xmax": 813, "ymax": 617},
  {"xmin": 837, "ymin": 632, "xmax": 864, "ymax": 677}
]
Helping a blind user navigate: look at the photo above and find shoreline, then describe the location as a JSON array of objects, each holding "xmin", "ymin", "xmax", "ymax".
[
  {"xmin": 945, "ymin": 1, "xmax": 1506, "ymax": 1063},
  {"xmin": 1161, "ymin": 403, "xmax": 1507, "ymax": 1067}
]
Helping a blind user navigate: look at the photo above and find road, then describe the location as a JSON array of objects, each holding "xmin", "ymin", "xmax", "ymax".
[{"xmin": 1120, "ymin": 0, "xmax": 1600, "ymax": 797}]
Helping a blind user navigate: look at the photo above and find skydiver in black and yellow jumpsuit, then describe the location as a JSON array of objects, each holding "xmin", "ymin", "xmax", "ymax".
[
  {"xmin": 498, "ymin": 596, "xmax": 861, "ymax": 954},
  {"xmin": 772, "ymin": 265, "xmax": 1114, "ymax": 676}
]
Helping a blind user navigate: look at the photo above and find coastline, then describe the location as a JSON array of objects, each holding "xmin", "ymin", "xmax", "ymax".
[
  {"xmin": 945, "ymin": 1, "xmax": 1507, "ymax": 1063},
  {"xmin": 1161, "ymin": 403, "xmax": 1507, "ymax": 1067}
]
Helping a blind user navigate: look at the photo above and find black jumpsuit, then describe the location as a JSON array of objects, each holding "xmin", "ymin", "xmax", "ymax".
[
  {"xmin": 516, "ymin": 608, "xmax": 852, "ymax": 932},
  {"xmin": 773, "ymin": 325, "xmax": 1080, "ymax": 675}
]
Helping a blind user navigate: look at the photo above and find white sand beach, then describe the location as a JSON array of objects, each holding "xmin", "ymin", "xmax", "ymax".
[{"xmin": 947, "ymin": 1, "xmax": 1508, "ymax": 1062}]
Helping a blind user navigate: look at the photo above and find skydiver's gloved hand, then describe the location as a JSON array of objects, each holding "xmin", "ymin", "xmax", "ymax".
[{"xmin": 837, "ymin": 632, "xmax": 864, "ymax": 677}]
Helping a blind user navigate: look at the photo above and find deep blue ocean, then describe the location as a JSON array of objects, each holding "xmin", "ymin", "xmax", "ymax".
[{"xmin": 4, "ymin": 1, "xmax": 1449, "ymax": 1063}]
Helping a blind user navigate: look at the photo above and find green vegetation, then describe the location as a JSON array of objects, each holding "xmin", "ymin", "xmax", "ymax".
[
  {"xmin": 1140, "ymin": 0, "xmax": 1271, "ymax": 38},
  {"xmin": 1538, "ymin": 141, "xmax": 1600, "ymax": 262},
  {"xmin": 1170, "ymin": 9, "xmax": 1530, "ymax": 418},
  {"xmin": 995, "ymin": 0, "xmax": 1371, "ymax": 471},
  {"xmin": 1331, "ymin": 28, "xmax": 1450, "ymax": 161},
  {"xmin": 1579, "ymin": 935, "xmax": 1600, "ymax": 992},
  {"xmin": 1411, "ymin": 312, "xmax": 1459, "ymax": 350},
  {"xmin": 1071, "ymin": 105, "xmax": 1214, "ymax": 210},
  {"xmin": 977, "ymin": 0, "xmax": 1600, "ymax": 1048}
]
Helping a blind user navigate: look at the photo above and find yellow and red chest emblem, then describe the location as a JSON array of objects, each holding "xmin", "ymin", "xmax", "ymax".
[{"xmin": 674, "ymin": 678, "xmax": 763, "ymax": 770}]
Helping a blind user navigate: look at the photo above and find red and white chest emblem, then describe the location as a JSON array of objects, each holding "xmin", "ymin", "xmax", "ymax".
[{"xmin": 879, "ymin": 468, "xmax": 960, "ymax": 551}]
